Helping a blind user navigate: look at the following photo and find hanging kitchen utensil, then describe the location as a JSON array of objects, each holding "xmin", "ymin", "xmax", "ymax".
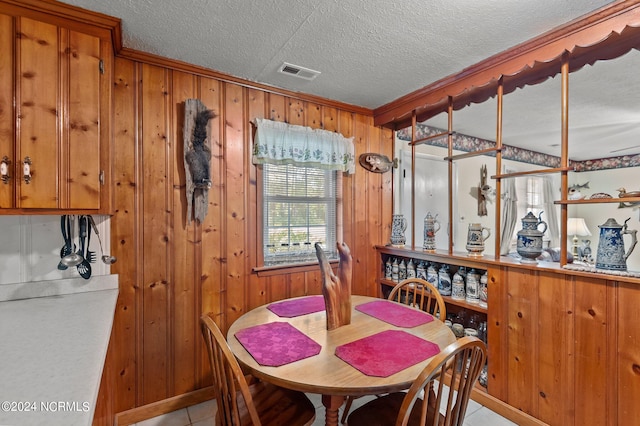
[
  {"xmin": 60, "ymin": 215, "xmax": 83, "ymax": 267},
  {"xmin": 76, "ymin": 216, "xmax": 92, "ymax": 279},
  {"xmin": 57, "ymin": 215, "xmax": 72, "ymax": 270},
  {"xmin": 87, "ymin": 215, "xmax": 117, "ymax": 264},
  {"xmin": 86, "ymin": 219, "xmax": 96, "ymax": 263}
]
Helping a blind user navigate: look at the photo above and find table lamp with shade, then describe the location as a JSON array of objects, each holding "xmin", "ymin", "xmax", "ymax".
[{"xmin": 567, "ymin": 218, "xmax": 591, "ymax": 259}]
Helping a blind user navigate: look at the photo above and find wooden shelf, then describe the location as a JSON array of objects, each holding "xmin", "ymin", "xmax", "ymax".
[
  {"xmin": 555, "ymin": 197, "xmax": 640, "ymax": 205},
  {"xmin": 442, "ymin": 295, "xmax": 487, "ymax": 313}
]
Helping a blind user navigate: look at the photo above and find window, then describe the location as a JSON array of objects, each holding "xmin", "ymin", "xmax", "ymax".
[
  {"xmin": 511, "ymin": 175, "xmax": 554, "ymax": 248},
  {"xmin": 261, "ymin": 163, "xmax": 340, "ymax": 266},
  {"xmin": 251, "ymin": 118, "xmax": 354, "ymax": 268}
]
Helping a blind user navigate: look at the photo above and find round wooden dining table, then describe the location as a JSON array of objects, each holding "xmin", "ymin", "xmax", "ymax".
[{"xmin": 227, "ymin": 295, "xmax": 456, "ymax": 426}]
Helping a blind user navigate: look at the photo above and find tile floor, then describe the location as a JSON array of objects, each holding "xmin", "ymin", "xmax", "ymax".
[{"xmin": 131, "ymin": 386, "xmax": 517, "ymax": 426}]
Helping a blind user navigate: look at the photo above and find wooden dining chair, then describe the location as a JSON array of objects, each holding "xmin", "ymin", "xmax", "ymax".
[
  {"xmin": 200, "ymin": 313, "xmax": 316, "ymax": 426},
  {"xmin": 346, "ymin": 336, "xmax": 487, "ymax": 426},
  {"xmin": 388, "ymin": 278, "xmax": 447, "ymax": 321},
  {"xmin": 341, "ymin": 278, "xmax": 447, "ymax": 423}
]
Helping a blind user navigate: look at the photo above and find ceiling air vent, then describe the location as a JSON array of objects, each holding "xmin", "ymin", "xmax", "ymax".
[{"xmin": 278, "ymin": 62, "xmax": 321, "ymax": 81}]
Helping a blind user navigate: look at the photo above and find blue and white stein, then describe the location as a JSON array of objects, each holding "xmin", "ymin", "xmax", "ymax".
[{"xmin": 596, "ymin": 218, "xmax": 637, "ymax": 271}]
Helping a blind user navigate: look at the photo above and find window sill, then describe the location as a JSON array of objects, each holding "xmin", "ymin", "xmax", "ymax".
[{"xmin": 253, "ymin": 260, "xmax": 338, "ymax": 277}]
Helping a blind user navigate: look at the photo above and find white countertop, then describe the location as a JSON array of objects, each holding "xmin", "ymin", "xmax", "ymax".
[{"xmin": 0, "ymin": 275, "xmax": 118, "ymax": 426}]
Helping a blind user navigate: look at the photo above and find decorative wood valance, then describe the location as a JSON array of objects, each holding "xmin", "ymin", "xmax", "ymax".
[{"xmin": 374, "ymin": 2, "xmax": 640, "ymax": 129}]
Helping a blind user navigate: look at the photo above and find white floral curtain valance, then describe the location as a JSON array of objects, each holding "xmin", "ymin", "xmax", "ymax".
[{"xmin": 252, "ymin": 118, "xmax": 355, "ymax": 174}]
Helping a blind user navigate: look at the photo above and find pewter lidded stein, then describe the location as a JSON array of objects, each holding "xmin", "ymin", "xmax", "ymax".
[
  {"xmin": 516, "ymin": 211, "xmax": 547, "ymax": 263},
  {"xmin": 596, "ymin": 218, "xmax": 638, "ymax": 271}
]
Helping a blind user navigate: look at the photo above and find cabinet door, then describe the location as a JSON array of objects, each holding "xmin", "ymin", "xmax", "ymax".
[
  {"xmin": 14, "ymin": 18, "xmax": 102, "ymax": 210},
  {"xmin": 0, "ymin": 13, "xmax": 14, "ymax": 208},
  {"xmin": 67, "ymin": 29, "xmax": 101, "ymax": 209},
  {"xmin": 17, "ymin": 17, "xmax": 59, "ymax": 208}
]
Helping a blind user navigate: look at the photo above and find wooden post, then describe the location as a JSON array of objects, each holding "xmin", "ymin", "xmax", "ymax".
[{"xmin": 315, "ymin": 242, "xmax": 352, "ymax": 330}]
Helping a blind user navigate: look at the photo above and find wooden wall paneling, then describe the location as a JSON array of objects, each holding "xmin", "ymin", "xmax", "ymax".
[
  {"xmin": 338, "ymin": 110, "xmax": 354, "ymax": 258},
  {"xmin": 245, "ymin": 88, "xmax": 267, "ymax": 310},
  {"xmin": 170, "ymin": 70, "xmax": 198, "ymax": 396},
  {"xmin": 268, "ymin": 92, "xmax": 286, "ymax": 122},
  {"xmin": 287, "ymin": 272, "xmax": 305, "ymax": 299},
  {"xmin": 0, "ymin": 13, "xmax": 13, "ymax": 208},
  {"xmin": 486, "ymin": 266, "xmax": 507, "ymax": 399},
  {"xmin": 617, "ymin": 281, "xmax": 640, "ymax": 421},
  {"xmin": 307, "ymin": 103, "xmax": 322, "ymax": 128},
  {"xmin": 605, "ymin": 280, "xmax": 618, "ymax": 426},
  {"xmin": 108, "ymin": 56, "xmax": 140, "ymax": 416},
  {"xmin": 353, "ymin": 114, "xmax": 369, "ymax": 296},
  {"xmin": 197, "ymin": 76, "xmax": 223, "ymax": 386},
  {"xmin": 536, "ymin": 271, "xmax": 574, "ymax": 424},
  {"xmin": 323, "ymin": 105, "xmax": 338, "ymax": 132},
  {"xmin": 67, "ymin": 29, "xmax": 100, "ymax": 209},
  {"xmin": 140, "ymin": 63, "xmax": 171, "ymax": 404},
  {"xmin": 222, "ymin": 81, "xmax": 247, "ymax": 327},
  {"xmin": 573, "ymin": 276, "xmax": 609, "ymax": 426},
  {"xmin": 505, "ymin": 268, "xmax": 539, "ymax": 416},
  {"xmin": 364, "ymin": 117, "xmax": 381, "ymax": 296},
  {"xmin": 17, "ymin": 17, "xmax": 58, "ymax": 208},
  {"xmin": 287, "ymin": 98, "xmax": 305, "ymax": 125},
  {"xmin": 380, "ymin": 126, "xmax": 393, "ymax": 275}
]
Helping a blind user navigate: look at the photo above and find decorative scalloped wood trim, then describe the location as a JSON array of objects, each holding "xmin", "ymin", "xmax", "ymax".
[{"xmin": 374, "ymin": 1, "xmax": 640, "ymax": 128}]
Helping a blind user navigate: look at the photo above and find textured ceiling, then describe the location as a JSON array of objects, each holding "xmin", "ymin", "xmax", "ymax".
[{"xmin": 58, "ymin": 0, "xmax": 640, "ymax": 161}]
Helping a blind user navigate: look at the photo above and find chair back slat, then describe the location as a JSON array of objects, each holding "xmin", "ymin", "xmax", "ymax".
[
  {"xmin": 395, "ymin": 336, "xmax": 487, "ymax": 426},
  {"xmin": 201, "ymin": 314, "xmax": 263, "ymax": 426}
]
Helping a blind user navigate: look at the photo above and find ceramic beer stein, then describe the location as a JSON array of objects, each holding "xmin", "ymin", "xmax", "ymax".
[
  {"xmin": 451, "ymin": 270, "xmax": 466, "ymax": 300},
  {"xmin": 466, "ymin": 223, "xmax": 491, "ymax": 257},
  {"xmin": 438, "ymin": 264, "xmax": 452, "ymax": 296},
  {"xmin": 423, "ymin": 212, "xmax": 441, "ymax": 251},
  {"xmin": 516, "ymin": 211, "xmax": 547, "ymax": 263},
  {"xmin": 596, "ymin": 218, "xmax": 638, "ymax": 271},
  {"xmin": 390, "ymin": 214, "xmax": 407, "ymax": 246}
]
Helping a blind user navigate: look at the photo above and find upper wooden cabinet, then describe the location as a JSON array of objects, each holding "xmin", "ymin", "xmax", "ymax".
[{"xmin": 0, "ymin": 2, "xmax": 117, "ymax": 213}]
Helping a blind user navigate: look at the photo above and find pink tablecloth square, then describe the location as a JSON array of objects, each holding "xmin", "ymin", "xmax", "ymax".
[
  {"xmin": 335, "ymin": 330, "xmax": 440, "ymax": 377},
  {"xmin": 355, "ymin": 300, "xmax": 434, "ymax": 328},
  {"xmin": 234, "ymin": 322, "xmax": 321, "ymax": 366},
  {"xmin": 267, "ymin": 295, "xmax": 326, "ymax": 317}
]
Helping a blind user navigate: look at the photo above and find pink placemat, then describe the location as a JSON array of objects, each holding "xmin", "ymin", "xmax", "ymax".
[
  {"xmin": 234, "ymin": 322, "xmax": 321, "ymax": 366},
  {"xmin": 355, "ymin": 300, "xmax": 434, "ymax": 328},
  {"xmin": 267, "ymin": 295, "xmax": 326, "ymax": 317},
  {"xmin": 335, "ymin": 330, "xmax": 440, "ymax": 377}
]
